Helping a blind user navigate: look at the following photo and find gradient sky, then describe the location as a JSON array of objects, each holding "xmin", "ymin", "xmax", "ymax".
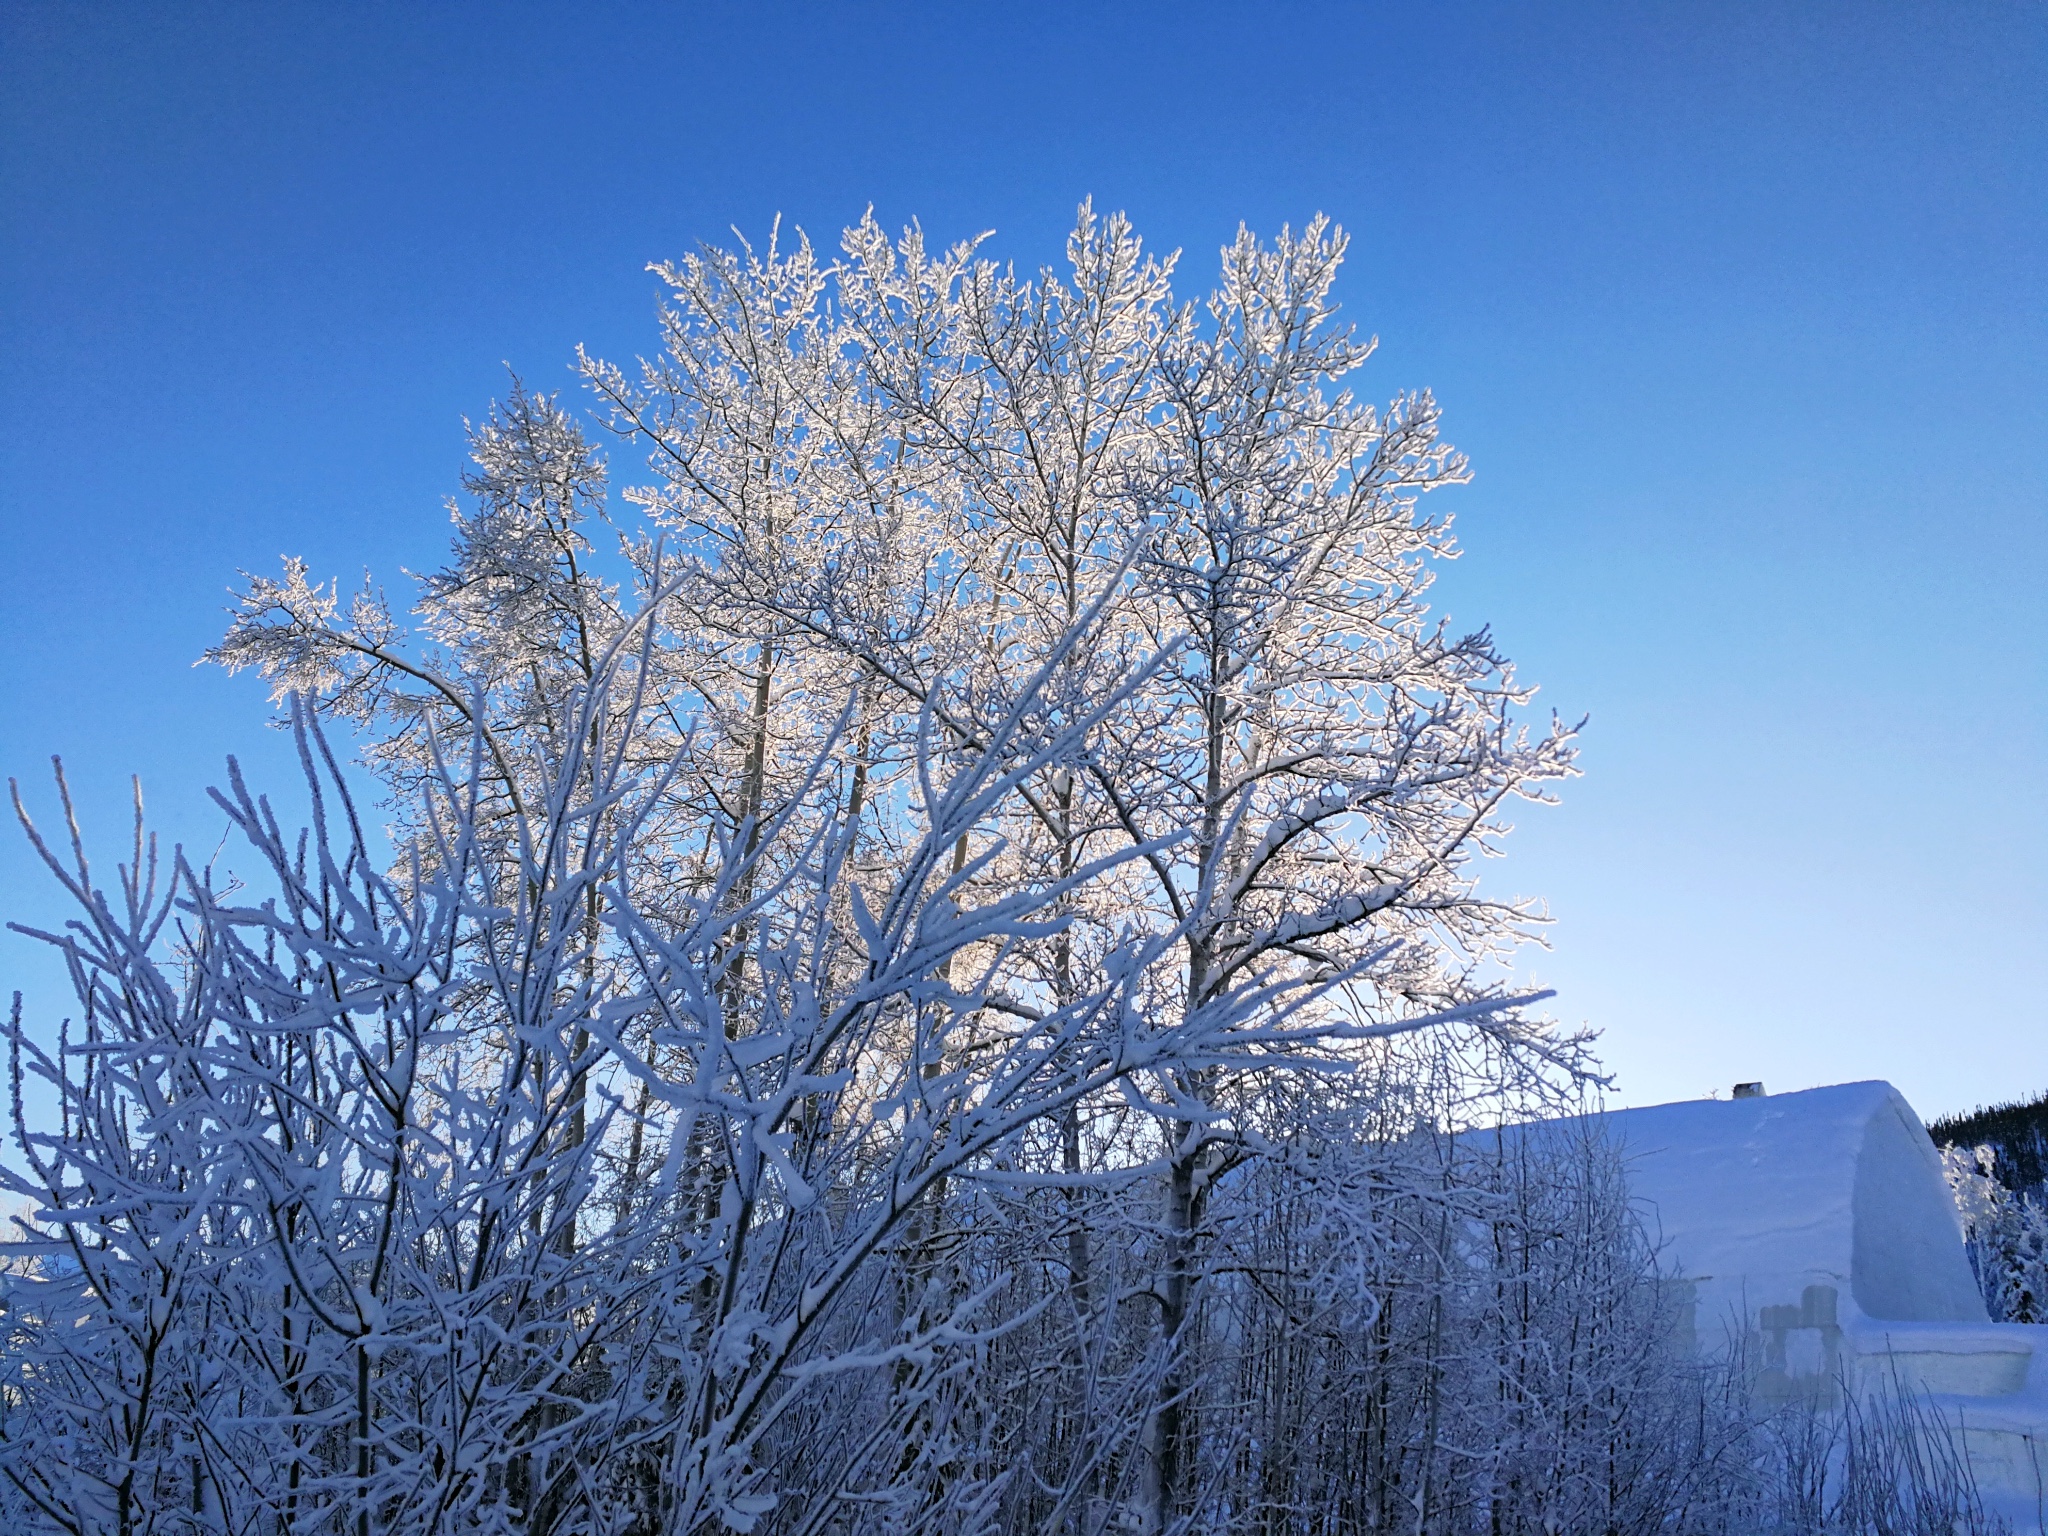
[{"xmin": 2, "ymin": 2, "xmax": 2041, "ymax": 1121}]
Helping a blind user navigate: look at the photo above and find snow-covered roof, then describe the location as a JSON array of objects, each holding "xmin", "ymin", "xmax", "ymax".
[{"xmin": 1569, "ymin": 1080, "xmax": 1984, "ymax": 1331}]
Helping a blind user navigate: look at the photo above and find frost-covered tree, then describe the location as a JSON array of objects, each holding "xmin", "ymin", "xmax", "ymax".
[
  {"xmin": 209, "ymin": 381, "xmax": 636, "ymax": 825},
  {"xmin": 1943, "ymin": 1143, "xmax": 2048, "ymax": 1324},
  {"xmin": 572, "ymin": 209, "xmax": 1583, "ymax": 1527},
  {"xmin": 30, "ymin": 207, "xmax": 1967, "ymax": 1536}
]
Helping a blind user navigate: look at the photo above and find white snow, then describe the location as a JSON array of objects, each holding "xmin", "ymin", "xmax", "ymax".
[
  {"xmin": 1552, "ymin": 1080, "xmax": 2048, "ymax": 1527},
  {"xmin": 1583, "ymin": 1080, "xmax": 1983, "ymax": 1334}
]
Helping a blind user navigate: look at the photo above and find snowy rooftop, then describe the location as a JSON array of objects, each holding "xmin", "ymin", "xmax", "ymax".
[{"xmin": 1572, "ymin": 1079, "xmax": 1984, "ymax": 1330}]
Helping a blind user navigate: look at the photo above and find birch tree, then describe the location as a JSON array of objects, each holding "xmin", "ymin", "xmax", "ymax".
[{"xmin": 0, "ymin": 205, "xmax": 1684, "ymax": 1536}]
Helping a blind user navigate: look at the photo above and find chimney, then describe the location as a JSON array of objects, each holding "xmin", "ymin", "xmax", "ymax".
[{"xmin": 1733, "ymin": 1081, "xmax": 1765, "ymax": 1099}]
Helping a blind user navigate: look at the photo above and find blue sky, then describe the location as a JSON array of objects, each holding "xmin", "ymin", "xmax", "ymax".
[{"xmin": 2, "ymin": 2, "xmax": 2041, "ymax": 1119}]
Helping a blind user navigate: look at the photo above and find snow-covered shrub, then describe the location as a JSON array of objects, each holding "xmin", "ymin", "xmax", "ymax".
[
  {"xmin": 0, "ymin": 641, "xmax": 1271, "ymax": 1535},
  {"xmin": 1758, "ymin": 1369, "xmax": 2009, "ymax": 1536}
]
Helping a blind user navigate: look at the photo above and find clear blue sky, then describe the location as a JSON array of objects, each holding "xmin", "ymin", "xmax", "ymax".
[{"xmin": 2, "ymin": 2, "xmax": 2041, "ymax": 1119}]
